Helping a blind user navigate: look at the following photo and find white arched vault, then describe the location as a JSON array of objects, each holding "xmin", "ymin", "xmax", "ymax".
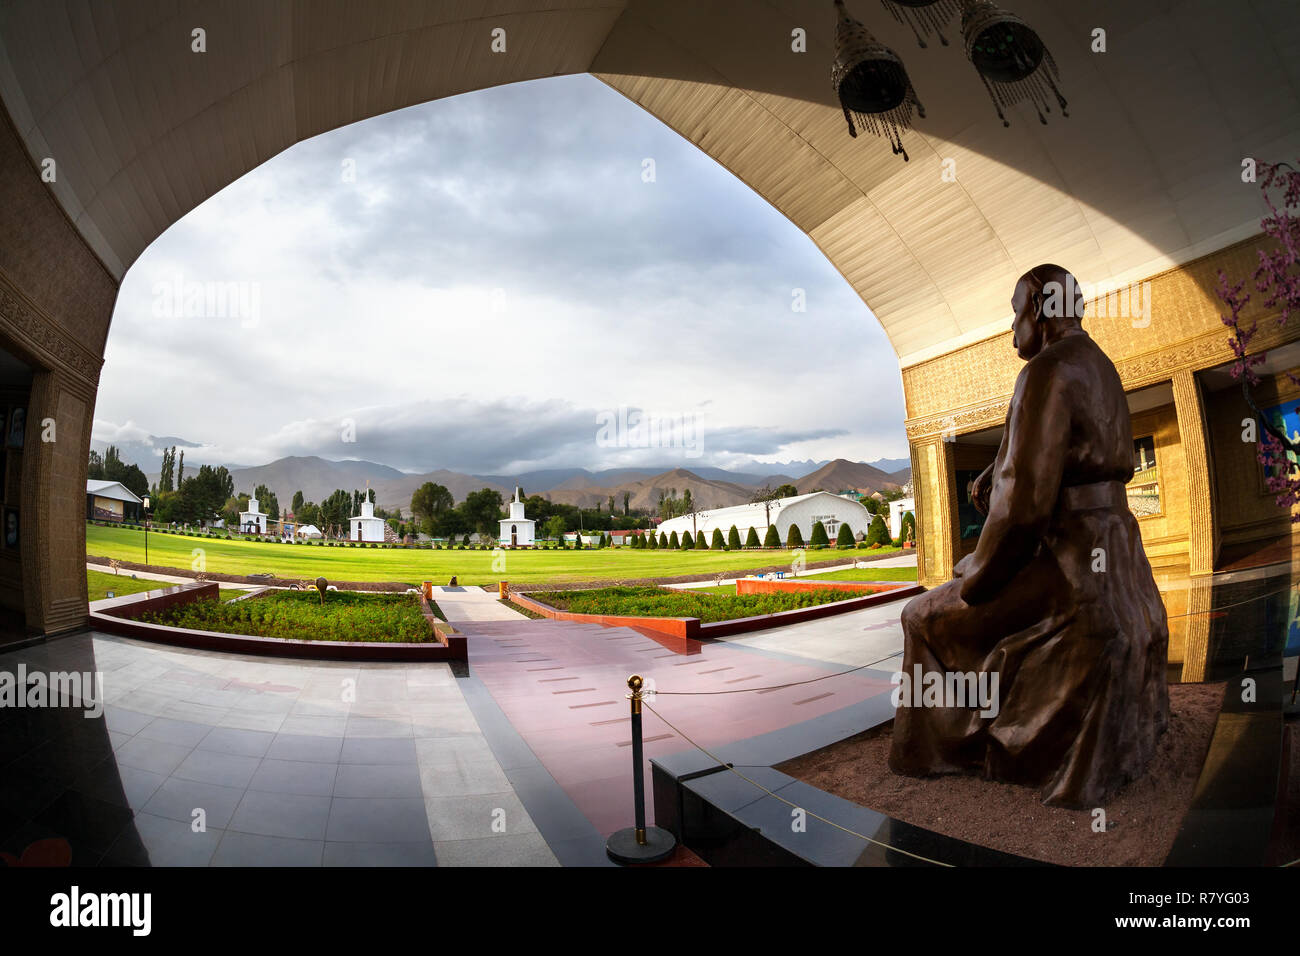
[{"xmin": 2, "ymin": 0, "xmax": 1295, "ymax": 367}]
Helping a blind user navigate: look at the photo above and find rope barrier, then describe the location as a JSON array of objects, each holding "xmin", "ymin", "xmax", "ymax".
[
  {"xmin": 642, "ymin": 699, "xmax": 953, "ymax": 867},
  {"xmin": 1163, "ymin": 580, "xmax": 1299, "ymax": 619}
]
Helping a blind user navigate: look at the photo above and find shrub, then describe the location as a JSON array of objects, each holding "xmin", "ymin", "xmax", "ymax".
[
  {"xmin": 647, "ymin": 531, "xmax": 657, "ymax": 550},
  {"xmin": 727, "ymin": 525, "xmax": 741, "ymax": 550},
  {"xmin": 866, "ymin": 514, "xmax": 890, "ymax": 546},
  {"xmin": 763, "ymin": 525, "xmax": 781, "ymax": 548},
  {"xmin": 836, "ymin": 523, "xmax": 855, "ymax": 548},
  {"xmin": 659, "ymin": 532, "xmax": 668, "ymax": 549},
  {"xmin": 809, "ymin": 521, "xmax": 829, "ymax": 549},
  {"xmin": 669, "ymin": 531, "xmax": 680, "ymax": 549},
  {"xmin": 711, "ymin": 528, "xmax": 726, "ymax": 550},
  {"xmin": 745, "ymin": 526, "xmax": 760, "ymax": 549},
  {"xmin": 696, "ymin": 530, "xmax": 707, "ymax": 550},
  {"xmin": 786, "ymin": 524, "xmax": 804, "ymax": 548},
  {"xmin": 681, "ymin": 530, "xmax": 694, "ymax": 549}
]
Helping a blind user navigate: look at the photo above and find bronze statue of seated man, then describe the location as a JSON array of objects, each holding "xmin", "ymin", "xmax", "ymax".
[{"xmin": 888, "ymin": 264, "xmax": 1170, "ymax": 808}]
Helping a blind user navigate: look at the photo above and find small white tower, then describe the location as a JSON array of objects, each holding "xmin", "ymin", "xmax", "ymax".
[
  {"xmin": 499, "ymin": 487, "xmax": 536, "ymax": 547},
  {"xmin": 349, "ymin": 483, "xmax": 387, "ymax": 542},
  {"xmin": 238, "ymin": 497, "xmax": 267, "ymax": 534}
]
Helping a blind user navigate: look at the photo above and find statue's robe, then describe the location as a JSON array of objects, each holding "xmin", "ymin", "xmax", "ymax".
[{"xmin": 888, "ymin": 329, "xmax": 1169, "ymax": 807}]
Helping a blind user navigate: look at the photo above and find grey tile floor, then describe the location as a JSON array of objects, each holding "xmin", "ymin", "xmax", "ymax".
[{"xmin": 0, "ymin": 632, "xmax": 557, "ymax": 866}]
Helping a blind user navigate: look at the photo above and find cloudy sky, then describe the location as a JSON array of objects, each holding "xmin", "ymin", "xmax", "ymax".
[{"xmin": 95, "ymin": 73, "xmax": 906, "ymax": 476}]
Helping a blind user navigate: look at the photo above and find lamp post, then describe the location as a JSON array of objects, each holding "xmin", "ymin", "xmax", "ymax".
[{"xmin": 142, "ymin": 495, "xmax": 151, "ymax": 566}]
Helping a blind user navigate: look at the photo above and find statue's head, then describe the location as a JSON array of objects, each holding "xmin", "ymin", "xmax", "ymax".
[{"xmin": 1011, "ymin": 263, "xmax": 1084, "ymax": 360}]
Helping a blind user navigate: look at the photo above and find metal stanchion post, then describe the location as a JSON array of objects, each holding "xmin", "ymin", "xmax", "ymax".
[{"xmin": 605, "ymin": 674, "xmax": 677, "ymax": 864}]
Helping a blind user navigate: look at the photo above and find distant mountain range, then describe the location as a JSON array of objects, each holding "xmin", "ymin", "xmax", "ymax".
[
  {"xmin": 208, "ymin": 457, "xmax": 910, "ymax": 513},
  {"xmin": 120, "ymin": 431, "xmax": 910, "ymax": 513}
]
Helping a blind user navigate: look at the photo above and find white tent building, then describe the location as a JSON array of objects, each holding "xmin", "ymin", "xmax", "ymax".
[
  {"xmin": 350, "ymin": 493, "xmax": 386, "ymax": 542},
  {"xmin": 296, "ymin": 524, "xmax": 323, "ymax": 539},
  {"xmin": 657, "ymin": 491, "xmax": 871, "ymax": 546},
  {"xmin": 499, "ymin": 488, "xmax": 536, "ymax": 547}
]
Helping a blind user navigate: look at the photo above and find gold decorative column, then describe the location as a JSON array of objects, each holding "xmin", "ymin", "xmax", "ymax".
[
  {"xmin": 1178, "ymin": 575, "xmax": 1214, "ymax": 682},
  {"xmin": 912, "ymin": 437, "xmax": 957, "ymax": 588},
  {"xmin": 1171, "ymin": 369, "xmax": 1218, "ymax": 576},
  {"xmin": 21, "ymin": 366, "xmax": 95, "ymax": 634}
]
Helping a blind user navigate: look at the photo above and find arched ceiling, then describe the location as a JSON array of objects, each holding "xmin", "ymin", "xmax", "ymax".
[{"xmin": 2, "ymin": 0, "xmax": 1297, "ymax": 366}]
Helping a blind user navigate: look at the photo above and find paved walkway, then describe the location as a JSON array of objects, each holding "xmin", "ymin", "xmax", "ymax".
[
  {"xmin": 87, "ymin": 563, "xmax": 259, "ymax": 589},
  {"xmin": 432, "ymin": 586, "xmax": 530, "ymax": 623},
  {"xmin": 716, "ymin": 599, "xmax": 907, "ymax": 669},
  {"xmin": 456, "ymin": 610, "xmax": 903, "ymax": 839},
  {"xmin": 666, "ymin": 551, "xmax": 917, "ymax": 589},
  {"xmin": 0, "ymin": 632, "xmax": 556, "ymax": 866}
]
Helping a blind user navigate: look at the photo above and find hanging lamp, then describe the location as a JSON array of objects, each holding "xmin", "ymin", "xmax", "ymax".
[
  {"xmin": 832, "ymin": 0, "xmax": 926, "ymax": 161},
  {"xmin": 880, "ymin": 0, "xmax": 960, "ymax": 48},
  {"xmin": 960, "ymin": 0, "xmax": 1067, "ymax": 126}
]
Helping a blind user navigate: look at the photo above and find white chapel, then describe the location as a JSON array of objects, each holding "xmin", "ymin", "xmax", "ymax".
[{"xmin": 499, "ymin": 488, "xmax": 535, "ymax": 547}]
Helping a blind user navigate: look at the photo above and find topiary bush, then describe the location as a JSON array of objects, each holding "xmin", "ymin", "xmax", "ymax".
[
  {"xmin": 669, "ymin": 531, "xmax": 680, "ymax": 549},
  {"xmin": 809, "ymin": 521, "xmax": 829, "ymax": 549},
  {"xmin": 696, "ymin": 530, "xmax": 707, "ymax": 550},
  {"xmin": 786, "ymin": 524, "xmax": 804, "ymax": 548},
  {"xmin": 711, "ymin": 528, "xmax": 726, "ymax": 550},
  {"xmin": 763, "ymin": 525, "xmax": 781, "ymax": 548},
  {"xmin": 727, "ymin": 525, "xmax": 741, "ymax": 550},
  {"xmin": 836, "ymin": 523, "xmax": 855, "ymax": 548},
  {"xmin": 659, "ymin": 532, "xmax": 668, "ymax": 549},
  {"xmin": 681, "ymin": 531, "xmax": 694, "ymax": 550},
  {"xmin": 866, "ymin": 514, "xmax": 890, "ymax": 546},
  {"xmin": 745, "ymin": 526, "xmax": 760, "ymax": 549}
]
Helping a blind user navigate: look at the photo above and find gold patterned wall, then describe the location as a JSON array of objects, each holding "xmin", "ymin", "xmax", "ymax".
[
  {"xmin": 903, "ymin": 234, "xmax": 1299, "ymax": 588},
  {"xmin": 902, "ymin": 235, "xmax": 1295, "ymax": 442}
]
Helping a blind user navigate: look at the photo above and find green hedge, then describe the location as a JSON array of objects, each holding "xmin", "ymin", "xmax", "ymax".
[{"xmin": 533, "ymin": 585, "xmax": 871, "ymax": 624}]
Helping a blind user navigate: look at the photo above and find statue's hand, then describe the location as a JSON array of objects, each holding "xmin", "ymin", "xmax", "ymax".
[{"xmin": 971, "ymin": 467, "xmax": 993, "ymax": 516}]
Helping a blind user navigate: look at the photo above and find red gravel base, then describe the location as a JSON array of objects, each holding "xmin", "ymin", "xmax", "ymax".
[{"xmin": 778, "ymin": 681, "xmax": 1225, "ymax": 866}]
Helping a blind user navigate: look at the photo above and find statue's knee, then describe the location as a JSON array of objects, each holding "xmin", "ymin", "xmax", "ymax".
[{"xmin": 901, "ymin": 597, "xmax": 925, "ymax": 633}]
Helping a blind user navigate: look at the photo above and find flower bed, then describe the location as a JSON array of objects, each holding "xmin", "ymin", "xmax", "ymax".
[
  {"xmin": 529, "ymin": 585, "xmax": 872, "ymax": 625},
  {"xmin": 135, "ymin": 590, "xmax": 434, "ymax": 643}
]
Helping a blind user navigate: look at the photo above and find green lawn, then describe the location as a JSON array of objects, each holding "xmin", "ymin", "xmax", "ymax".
[
  {"xmin": 796, "ymin": 566, "xmax": 918, "ymax": 582},
  {"xmin": 85, "ymin": 523, "xmax": 882, "ymax": 587},
  {"xmin": 532, "ymin": 585, "xmax": 873, "ymax": 623},
  {"xmin": 86, "ymin": 568, "xmax": 244, "ymax": 602},
  {"xmin": 135, "ymin": 591, "xmax": 432, "ymax": 643}
]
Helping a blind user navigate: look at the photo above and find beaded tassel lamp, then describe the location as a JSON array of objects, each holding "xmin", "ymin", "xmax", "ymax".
[
  {"xmin": 880, "ymin": 0, "xmax": 961, "ymax": 48},
  {"xmin": 960, "ymin": 0, "xmax": 1068, "ymax": 126},
  {"xmin": 832, "ymin": 0, "xmax": 926, "ymax": 161}
]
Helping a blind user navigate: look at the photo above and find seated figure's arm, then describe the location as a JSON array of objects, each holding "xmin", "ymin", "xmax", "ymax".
[
  {"xmin": 959, "ymin": 359, "xmax": 1072, "ymax": 605},
  {"xmin": 970, "ymin": 416, "xmax": 1010, "ymax": 515}
]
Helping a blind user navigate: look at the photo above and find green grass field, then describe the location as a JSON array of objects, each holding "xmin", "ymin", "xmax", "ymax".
[
  {"xmin": 690, "ymin": 565, "xmax": 918, "ymax": 595},
  {"xmin": 86, "ymin": 523, "xmax": 900, "ymax": 587},
  {"xmin": 86, "ymin": 569, "xmax": 244, "ymax": 602}
]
